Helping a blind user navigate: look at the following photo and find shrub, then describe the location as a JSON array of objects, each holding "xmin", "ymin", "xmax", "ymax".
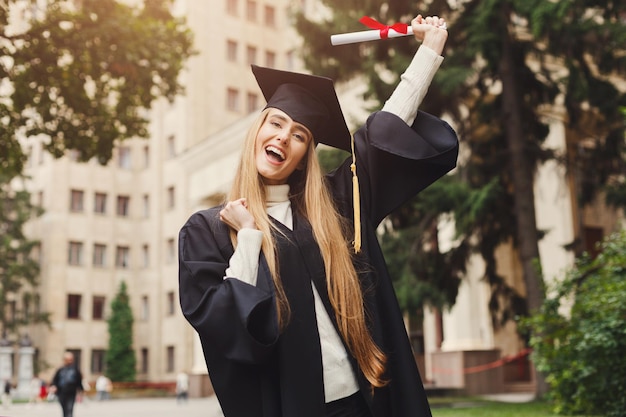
[{"xmin": 524, "ymin": 230, "xmax": 626, "ymax": 416}]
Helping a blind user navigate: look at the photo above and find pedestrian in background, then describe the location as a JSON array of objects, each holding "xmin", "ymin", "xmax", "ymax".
[
  {"xmin": 49, "ymin": 352, "xmax": 83, "ymax": 417},
  {"xmin": 176, "ymin": 371, "xmax": 189, "ymax": 404},
  {"xmin": 2, "ymin": 379, "xmax": 12, "ymax": 409}
]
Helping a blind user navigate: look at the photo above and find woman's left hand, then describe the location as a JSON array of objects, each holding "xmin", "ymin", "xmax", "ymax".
[{"xmin": 412, "ymin": 14, "xmax": 448, "ymax": 55}]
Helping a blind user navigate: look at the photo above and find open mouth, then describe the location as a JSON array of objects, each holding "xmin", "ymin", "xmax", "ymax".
[{"xmin": 266, "ymin": 145, "xmax": 285, "ymax": 162}]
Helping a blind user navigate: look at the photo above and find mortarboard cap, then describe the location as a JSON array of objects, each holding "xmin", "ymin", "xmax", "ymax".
[{"xmin": 251, "ymin": 65, "xmax": 352, "ymax": 152}]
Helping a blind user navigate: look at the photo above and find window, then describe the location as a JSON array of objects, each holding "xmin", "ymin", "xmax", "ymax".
[
  {"xmin": 166, "ymin": 186, "xmax": 175, "ymax": 210},
  {"xmin": 118, "ymin": 146, "xmax": 131, "ymax": 169},
  {"xmin": 93, "ymin": 243, "xmax": 107, "ymax": 267},
  {"xmin": 115, "ymin": 246, "xmax": 130, "ymax": 269},
  {"xmin": 31, "ymin": 243, "xmax": 42, "ymax": 265},
  {"xmin": 142, "ymin": 194, "xmax": 150, "ymax": 218},
  {"xmin": 246, "ymin": 45, "xmax": 257, "ymax": 66},
  {"xmin": 246, "ymin": 0, "xmax": 256, "ymax": 21},
  {"xmin": 22, "ymin": 294, "xmax": 31, "ymax": 321},
  {"xmin": 143, "ymin": 145, "xmax": 150, "ymax": 168},
  {"xmin": 265, "ymin": 50, "xmax": 276, "ymax": 68},
  {"xmin": 67, "ymin": 294, "xmax": 82, "ymax": 319},
  {"xmin": 227, "ymin": 88, "xmax": 240, "ymax": 112},
  {"xmin": 167, "ymin": 291, "xmax": 176, "ymax": 316},
  {"xmin": 94, "ymin": 193, "xmax": 107, "ymax": 214},
  {"xmin": 247, "ymin": 92, "xmax": 258, "ymax": 113},
  {"xmin": 167, "ymin": 135, "xmax": 176, "ymax": 158},
  {"xmin": 167, "ymin": 238, "xmax": 176, "ymax": 264},
  {"xmin": 92, "ymin": 296, "xmax": 106, "ymax": 320},
  {"xmin": 38, "ymin": 142, "xmax": 44, "ymax": 165},
  {"xmin": 286, "ymin": 50, "xmax": 295, "ymax": 70},
  {"xmin": 7, "ymin": 301, "xmax": 16, "ymax": 325},
  {"xmin": 264, "ymin": 5, "xmax": 276, "ymax": 27},
  {"xmin": 142, "ymin": 244, "xmax": 150, "ymax": 268},
  {"xmin": 91, "ymin": 349, "xmax": 106, "ymax": 373},
  {"xmin": 166, "ymin": 346, "xmax": 175, "ymax": 373},
  {"xmin": 226, "ymin": 39, "xmax": 238, "ymax": 62},
  {"xmin": 226, "ymin": 0, "xmax": 238, "ymax": 16},
  {"xmin": 68, "ymin": 241, "xmax": 83, "ymax": 266},
  {"xmin": 140, "ymin": 348, "xmax": 149, "ymax": 373},
  {"xmin": 70, "ymin": 189, "xmax": 84, "ymax": 212},
  {"xmin": 68, "ymin": 349, "xmax": 82, "ymax": 370},
  {"xmin": 141, "ymin": 296, "xmax": 149, "ymax": 321},
  {"xmin": 117, "ymin": 195, "xmax": 130, "ymax": 217}
]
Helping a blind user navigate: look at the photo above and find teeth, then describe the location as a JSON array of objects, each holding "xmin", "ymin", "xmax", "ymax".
[{"xmin": 266, "ymin": 145, "xmax": 285, "ymax": 160}]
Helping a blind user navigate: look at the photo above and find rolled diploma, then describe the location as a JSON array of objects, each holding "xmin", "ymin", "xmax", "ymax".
[{"xmin": 331, "ymin": 26, "xmax": 414, "ymax": 46}]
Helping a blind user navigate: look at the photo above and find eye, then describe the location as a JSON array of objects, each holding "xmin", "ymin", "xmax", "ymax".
[
  {"xmin": 271, "ymin": 121, "xmax": 281, "ymax": 128},
  {"xmin": 293, "ymin": 132, "xmax": 305, "ymax": 142}
]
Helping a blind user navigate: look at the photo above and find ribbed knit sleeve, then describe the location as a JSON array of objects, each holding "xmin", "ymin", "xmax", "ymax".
[{"xmin": 382, "ymin": 45, "xmax": 444, "ymax": 125}]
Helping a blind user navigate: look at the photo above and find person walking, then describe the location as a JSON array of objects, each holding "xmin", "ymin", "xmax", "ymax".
[
  {"xmin": 2, "ymin": 379, "xmax": 12, "ymax": 409},
  {"xmin": 179, "ymin": 12, "xmax": 456, "ymax": 417},
  {"xmin": 175, "ymin": 371, "xmax": 189, "ymax": 404},
  {"xmin": 95, "ymin": 374, "xmax": 112, "ymax": 401},
  {"xmin": 49, "ymin": 351, "xmax": 83, "ymax": 417}
]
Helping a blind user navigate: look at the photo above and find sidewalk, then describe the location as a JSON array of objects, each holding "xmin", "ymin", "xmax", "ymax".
[{"xmin": 0, "ymin": 396, "xmax": 224, "ymax": 417}]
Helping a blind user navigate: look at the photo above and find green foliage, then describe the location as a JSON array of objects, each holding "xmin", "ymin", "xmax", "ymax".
[
  {"xmin": 2, "ymin": 0, "xmax": 194, "ymax": 178},
  {"xmin": 106, "ymin": 281, "xmax": 136, "ymax": 382},
  {"xmin": 524, "ymin": 231, "xmax": 626, "ymax": 416},
  {"xmin": 0, "ymin": 175, "xmax": 49, "ymax": 339},
  {"xmin": 295, "ymin": 0, "xmax": 626, "ymax": 333}
]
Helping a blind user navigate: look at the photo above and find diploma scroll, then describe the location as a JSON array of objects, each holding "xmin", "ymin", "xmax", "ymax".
[
  {"xmin": 331, "ymin": 26, "xmax": 416, "ymax": 46},
  {"xmin": 330, "ymin": 16, "xmax": 447, "ymax": 46}
]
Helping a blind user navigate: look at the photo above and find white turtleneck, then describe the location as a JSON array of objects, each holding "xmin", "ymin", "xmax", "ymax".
[{"xmin": 223, "ymin": 45, "xmax": 443, "ymax": 402}]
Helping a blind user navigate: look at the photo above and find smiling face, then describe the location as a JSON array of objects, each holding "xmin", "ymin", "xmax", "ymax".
[{"xmin": 255, "ymin": 108, "xmax": 313, "ymax": 185}]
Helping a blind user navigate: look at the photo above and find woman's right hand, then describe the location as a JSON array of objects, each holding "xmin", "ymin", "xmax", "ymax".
[{"xmin": 220, "ymin": 198, "xmax": 257, "ymax": 231}]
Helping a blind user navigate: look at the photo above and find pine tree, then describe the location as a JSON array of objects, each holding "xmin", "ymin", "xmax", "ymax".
[{"xmin": 106, "ymin": 281, "xmax": 136, "ymax": 382}]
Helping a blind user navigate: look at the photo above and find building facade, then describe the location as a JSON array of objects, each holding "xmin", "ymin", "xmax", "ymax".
[{"xmin": 17, "ymin": 0, "xmax": 624, "ymax": 397}]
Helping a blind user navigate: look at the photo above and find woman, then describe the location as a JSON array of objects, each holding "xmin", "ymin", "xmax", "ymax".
[{"xmin": 179, "ymin": 14, "xmax": 457, "ymax": 417}]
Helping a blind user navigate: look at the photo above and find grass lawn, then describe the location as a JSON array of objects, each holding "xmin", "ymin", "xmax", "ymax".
[
  {"xmin": 430, "ymin": 399, "xmax": 599, "ymax": 417},
  {"xmin": 431, "ymin": 400, "xmax": 557, "ymax": 417}
]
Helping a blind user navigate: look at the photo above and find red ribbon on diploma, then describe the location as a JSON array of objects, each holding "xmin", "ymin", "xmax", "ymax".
[{"xmin": 359, "ymin": 16, "xmax": 408, "ymax": 39}]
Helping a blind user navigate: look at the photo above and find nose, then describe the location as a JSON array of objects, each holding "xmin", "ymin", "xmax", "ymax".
[{"xmin": 276, "ymin": 131, "xmax": 290, "ymax": 144}]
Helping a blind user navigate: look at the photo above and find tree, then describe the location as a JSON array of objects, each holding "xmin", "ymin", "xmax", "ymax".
[
  {"xmin": 0, "ymin": 0, "xmax": 192, "ymax": 351},
  {"xmin": 1, "ymin": 0, "xmax": 194, "ymax": 179},
  {"xmin": 106, "ymin": 281, "xmax": 136, "ymax": 382},
  {"xmin": 0, "ymin": 175, "xmax": 48, "ymax": 340},
  {"xmin": 524, "ymin": 230, "xmax": 626, "ymax": 417},
  {"xmin": 295, "ymin": 0, "xmax": 626, "ymax": 397}
]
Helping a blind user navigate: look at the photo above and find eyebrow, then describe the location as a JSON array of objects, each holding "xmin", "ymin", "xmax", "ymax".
[{"xmin": 269, "ymin": 113, "xmax": 312, "ymax": 138}]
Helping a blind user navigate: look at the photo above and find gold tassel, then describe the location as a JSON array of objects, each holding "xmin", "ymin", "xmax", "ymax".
[{"xmin": 350, "ymin": 135, "xmax": 361, "ymax": 253}]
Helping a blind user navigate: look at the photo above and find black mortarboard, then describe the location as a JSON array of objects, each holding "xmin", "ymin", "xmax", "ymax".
[{"xmin": 251, "ymin": 65, "xmax": 352, "ymax": 152}]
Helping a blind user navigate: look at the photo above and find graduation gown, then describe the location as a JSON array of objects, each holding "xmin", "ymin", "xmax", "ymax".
[{"xmin": 178, "ymin": 110, "xmax": 459, "ymax": 417}]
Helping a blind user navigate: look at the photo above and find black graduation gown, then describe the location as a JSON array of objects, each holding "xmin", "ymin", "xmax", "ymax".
[{"xmin": 178, "ymin": 110, "xmax": 459, "ymax": 417}]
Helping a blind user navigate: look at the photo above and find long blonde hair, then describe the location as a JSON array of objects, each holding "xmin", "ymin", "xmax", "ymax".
[{"xmin": 228, "ymin": 109, "xmax": 387, "ymax": 388}]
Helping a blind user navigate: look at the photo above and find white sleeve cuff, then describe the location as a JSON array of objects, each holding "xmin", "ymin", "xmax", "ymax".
[
  {"xmin": 382, "ymin": 45, "xmax": 444, "ymax": 125},
  {"xmin": 224, "ymin": 228, "xmax": 264, "ymax": 286}
]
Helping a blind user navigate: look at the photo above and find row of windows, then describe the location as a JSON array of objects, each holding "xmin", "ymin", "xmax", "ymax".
[
  {"xmin": 67, "ymin": 239, "xmax": 176, "ymax": 268},
  {"xmin": 68, "ymin": 345, "xmax": 176, "ymax": 374},
  {"xmin": 68, "ymin": 291, "xmax": 178, "ymax": 322},
  {"xmin": 4, "ymin": 295, "xmax": 43, "ymax": 324},
  {"xmin": 115, "ymin": 136, "xmax": 176, "ymax": 170},
  {"xmin": 226, "ymin": 40, "xmax": 288, "ymax": 68},
  {"xmin": 226, "ymin": 0, "xmax": 277, "ymax": 28},
  {"xmin": 69, "ymin": 187, "xmax": 176, "ymax": 216}
]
